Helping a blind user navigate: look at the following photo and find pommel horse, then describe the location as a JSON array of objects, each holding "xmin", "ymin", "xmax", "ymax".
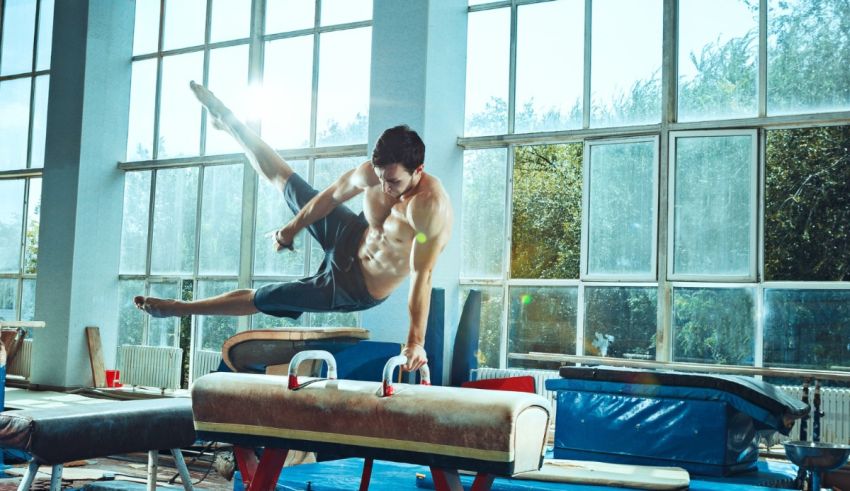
[{"xmin": 191, "ymin": 351, "xmax": 551, "ymax": 491}]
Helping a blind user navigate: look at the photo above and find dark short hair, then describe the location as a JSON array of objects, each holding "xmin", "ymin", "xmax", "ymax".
[{"xmin": 372, "ymin": 125, "xmax": 425, "ymax": 173}]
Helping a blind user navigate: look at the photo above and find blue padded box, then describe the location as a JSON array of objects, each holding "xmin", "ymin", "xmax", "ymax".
[{"xmin": 546, "ymin": 366, "xmax": 808, "ymax": 476}]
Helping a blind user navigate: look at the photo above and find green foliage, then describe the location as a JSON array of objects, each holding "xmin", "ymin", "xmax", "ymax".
[
  {"xmin": 511, "ymin": 144, "xmax": 582, "ymax": 279},
  {"xmin": 765, "ymin": 126, "xmax": 850, "ymax": 281},
  {"xmin": 673, "ymin": 288, "xmax": 755, "ymax": 365},
  {"xmin": 584, "ymin": 287, "xmax": 657, "ymax": 358}
]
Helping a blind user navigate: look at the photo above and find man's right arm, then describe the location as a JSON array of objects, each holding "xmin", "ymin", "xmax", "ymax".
[{"xmin": 275, "ymin": 161, "xmax": 374, "ymax": 247}]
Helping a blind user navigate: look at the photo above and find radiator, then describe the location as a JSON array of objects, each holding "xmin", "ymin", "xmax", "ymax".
[
  {"xmin": 7, "ymin": 339, "xmax": 32, "ymax": 379},
  {"xmin": 192, "ymin": 349, "xmax": 222, "ymax": 382},
  {"xmin": 118, "ymin": 345, "xmax": 183, "ymax": 390},
  {"xmin": 779, "ymin": 385, "xmax": 850, "ymax": 445}
]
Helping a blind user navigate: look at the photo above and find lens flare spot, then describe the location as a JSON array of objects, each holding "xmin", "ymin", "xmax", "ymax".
[
  {"xmin": 520, "ymin": 294, "xmax": 533, "ymax": 305},
  {"xmin": 415, "ymin": 232, "xmax": 428, "ymax": 244}
]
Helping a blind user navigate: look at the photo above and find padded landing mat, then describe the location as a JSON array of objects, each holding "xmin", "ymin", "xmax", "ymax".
[{"xmin": 235, "ymin": 458, "xmax": 798, "ymax": 491}]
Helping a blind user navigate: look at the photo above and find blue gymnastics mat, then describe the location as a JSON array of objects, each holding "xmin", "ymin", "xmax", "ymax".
[{"xmin": 233, "ymin": 458, "xmax": 798, "ymax": 491}]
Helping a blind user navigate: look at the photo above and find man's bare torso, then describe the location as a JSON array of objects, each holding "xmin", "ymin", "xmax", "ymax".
[{"xmin": 357, "ymin": 172, "xmax": 451, "ymax": 299}]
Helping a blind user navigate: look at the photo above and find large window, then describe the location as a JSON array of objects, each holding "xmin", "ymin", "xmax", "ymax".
[
  {"xmin": 0, "ymin": 0, "xmax": 51, "ymax": 321},
  {"xmin": 461, "ymin": 0, "xmax": 850, "ymax": 373},
  {"xmin": 119, "ymin": 0, "xmax": 371, "ymax": 382}
]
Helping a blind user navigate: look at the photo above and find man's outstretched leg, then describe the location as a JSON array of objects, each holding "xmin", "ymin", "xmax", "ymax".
[
  {"xmin": 189, "ymin": 81, "xmax": 293, "ymax": 192},
  {"xmin": 134, "ymin": 289, "xmax": 259, "ymax": 318}
]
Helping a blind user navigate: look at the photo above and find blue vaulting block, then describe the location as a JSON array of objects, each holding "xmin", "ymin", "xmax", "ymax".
[{"xmin": 546, "ymin": 366, "xmax": 809, "ymax": 476}]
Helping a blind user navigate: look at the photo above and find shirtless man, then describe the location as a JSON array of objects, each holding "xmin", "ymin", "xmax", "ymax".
[{"xmin": 133, "ymin": 81, "xmax": 452, "ymax": 371}]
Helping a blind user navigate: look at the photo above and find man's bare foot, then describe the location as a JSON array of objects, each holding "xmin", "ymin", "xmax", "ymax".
[
  {"xmin": 189, "ymin": 80, "xmax": 233, "ymax": 131},
  {"xmin": 134, "ymin": 295, "xmax": 182, "ymax": 318}
]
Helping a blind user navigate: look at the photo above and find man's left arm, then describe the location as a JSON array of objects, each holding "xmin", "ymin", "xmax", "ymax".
[{"xmin": 404, "ymin": 193, "xmax": 451, "ymax": 371}]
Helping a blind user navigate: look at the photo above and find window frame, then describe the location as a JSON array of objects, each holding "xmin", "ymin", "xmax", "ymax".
[{"xmin": 580, "ymin": 135, "xmax": 659, "ymax": 282}]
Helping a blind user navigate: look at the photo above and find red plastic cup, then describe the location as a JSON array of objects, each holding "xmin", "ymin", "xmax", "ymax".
[{"xmin": 105, "ymin": 369, "xmax": 122, "ymax": 388}]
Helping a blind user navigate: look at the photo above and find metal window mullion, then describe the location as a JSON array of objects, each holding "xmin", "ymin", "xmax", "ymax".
[
  {"xmin": 261, "ymin": 20, "xmax": 371, "ymax": 43},
  {"xmin": 200, "ymin": 0, "xmax": 214, "ymax": 157},
  {"xmin": 582, "ymin": 0, "xmax": 592, "ymax": 129},
  {"xmin": 758, "ymin": 0, "xmax": 767, "ymax": 117},
  {"xmin": 141, "ymin": 169, "xmax": 159, "ymax": 346},
  {"xmin": 309, "ymin": 1, "xmax": 322, "ymax": 148},
  {"xmin": 152, "ymin": 0, "xmax": 166, "ymax": 159},
  {"xmin": 190, "ymin": 166, "xmax": 205, "ymax": 348},
  {"xmin": 25, "ymin": 0, "xmax": 42, "ymax": 170},
  {"xmin": 507, "ymin": 1, "xmax": 518, "ymax": 134},
  {"xmin": 15, "ymin": 178, "xmax": 32, "ymax": 320},
  {"xmin": 576, "ymin": 282, "xmax": 585, "ymax": 356},
  {"xmin": 500, "ymin": 145, "xmax": 516, "ymax": 368},
  {"xmin": 240, "ymin": 0, "xmax": 267, "ymax": 332}
]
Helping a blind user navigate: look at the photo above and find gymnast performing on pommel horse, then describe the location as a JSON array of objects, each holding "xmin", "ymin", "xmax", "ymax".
[
  {"xmin": 192, "ymin": 350, "xmax": 552, "ymax": 491},
  {"xmin": 134, "ymin": 80, "xmax": 453, "ymax": 372}
]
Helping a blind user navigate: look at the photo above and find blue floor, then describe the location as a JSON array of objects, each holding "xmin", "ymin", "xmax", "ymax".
[{"xmin": 234, "ymin": 458, "xmax": 799, "ymax": 491}]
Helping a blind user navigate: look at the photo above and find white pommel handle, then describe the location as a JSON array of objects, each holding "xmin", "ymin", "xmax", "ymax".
[
  {"xmin": 288, "ymin": 350, "xmax": 337, "ymax": 390},
  {"xmin": 381, "ymin": 355, "xmax": 431, "ymax": 397}
]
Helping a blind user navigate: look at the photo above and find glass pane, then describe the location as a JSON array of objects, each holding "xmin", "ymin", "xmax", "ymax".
[
  {"xmin": 460, "ymin": 286, "xmax": 504, "ymax": 369},
  {"xmin": 23, "ymin": 177, "xmax": 40, "ymax": 274},
  {"xmin": 147, "ymin": 281, "xmax": 180, "ymax": 346},
  {"xmin": 310, "ymin": 311, "xmax": 358, "ymax": 327},
  {"xmin": 126, "ymin": 59, "xmax": 157, "ymax": 161},
  {"xmin": 0, "ymin": 279, "xmax": 17, "ymax": 321},
  {"xmin": 768, "ymin": 0, "xmax": 850, "ymax": 115},
  {"xmin": 461, "ymin": 149, "xmax": 507, "ymax": 278},
  {"xmin": 163, "ymin": 0, "xmax": 206, "ymax": 50},
  {"xmin": 508, "ymin": 286, "xmax": 576, "ymax": 370},
  {"xmin": 251, "ymin": 281, "xmax": 304, "ymax": 328},
  {"xmin": 0, "ymin": 0, "xmax": 36, "ymax": 75},
  {"xmin": 254, "ymin": 160, "xmax": 309, "ymax": 276},
  {"xmin": 199, "ymin": 164, "xmax": 243, "ymax": 275},
  {"xmin": 29, "ymin": 75, "xmax": 49, "ymax": 168},
  {"xmin": 511, "ymin": 144, "xmax": 582, "ymax": 279},
  {"xmin": 515, "ymin": 0, "xmax": 583, "ymax": 133},
  {"xmin": 321, "ymin": 0, "xmax": 371, "ymax": 26},
  {"xmin": 197, "ymin": 280, "xmax": 239, "ymax": 350},
  {"xmin": 672, "ymin": 135, "xmax": 753, "ymax": 276},
  {"xmin": 159, "ymin": 52, "xmax": 204, "ymax": 158},
  {"xmin": 585, "ymin": 287, "xmax": 657, "ymax": 359},
  {"xmin": 266, "ymin": 0, "xmax": 315, "ymax": 33},
  {"xmin": 210, "ymin": 0, "xmax": 251, "ymax": 43},
  {"xmin": 590, "ymin": 0, "xmax": 662, "ymax": 127},
  {"xmin": 119, "ymin": 171, "xmax": 152, "ymax": 274},
  {"xmin": 150, "ymin": 167, "xmax": 199, "ymax": 275},
  {"xmin": 586, "ymin": 141, "xmax": 655, "ymax": 277},
  {"xmin": 673, "ymin": 287, "xmax": 755, "ymax": 365},
  {"xmin": 261, "ymin": 36, "xmax": 314, "ymax": 149},
  {"xmin": 316, "ymin": 28, "xmax": 371, "ymax": 146},
  {"xmin": 35, "ymin": 0, "xmax": 54, "ymax": 71},
  {"xmin": 678, "ymin": 0, "xmax": 758, "ymax": 121},
  {"xmin": 0, "ymin": 78, "xmax": 32, "ymax": 170},
  {"xmin": 206, "ymin": 45, "xmax": 249, "ymax": 155},
  {"xmin": 765, "ymin": 126, "xmax": 850, "ymax": 281},
  {"xmin": 118, "ymin": 279, "xmax": 146, "ymax": 346},
  {"xmin": 133, "ymin": 0, "xmax": 161, "ymax": 56},
  {"xmin": 310, "ymin": 156, "xmax": 365, "ymax": 270},
  {"xmin": 0, "ymin": 179, "xmax": 25, "ymax": 273},
  {"xmin": 20, "ymin": 278, "xmax": 35, "ymax": 321},
  {"xmin": 464, "ymin": 8, "xmax": 510, "ymax": 136},
  {"xmin": 764, "ymin": 289, "xmax": 850, "ymax": 372}
]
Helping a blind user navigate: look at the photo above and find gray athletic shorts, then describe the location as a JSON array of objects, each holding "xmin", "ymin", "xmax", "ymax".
[{"xmin": 252, "ymin": 173, "xmax": 386, "ymax": 319}]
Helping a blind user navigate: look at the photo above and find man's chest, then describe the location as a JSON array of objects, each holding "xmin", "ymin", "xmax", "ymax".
[{"xmin": 363, "ymin": 188, "xmax": 415, "ymax": 238}]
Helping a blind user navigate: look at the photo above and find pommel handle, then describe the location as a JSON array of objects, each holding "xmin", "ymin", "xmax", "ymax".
[
  {"xmin": 288, "ymin": 350, "xmax": 337, "ymax": 390},
  {"xmin": 381, "ymin": 355, "xmax": 431, "ymax": 397}
]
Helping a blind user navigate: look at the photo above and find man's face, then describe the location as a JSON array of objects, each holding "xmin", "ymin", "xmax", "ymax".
[{"xmin": 374, "ymin": 163, "xmax": 419, "ymax": 197}]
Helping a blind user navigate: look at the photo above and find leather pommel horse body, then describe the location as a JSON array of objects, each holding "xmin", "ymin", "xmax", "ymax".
[{"xmin": 191, "ymin": 352, "xmax": 551, "ymax": 491}]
